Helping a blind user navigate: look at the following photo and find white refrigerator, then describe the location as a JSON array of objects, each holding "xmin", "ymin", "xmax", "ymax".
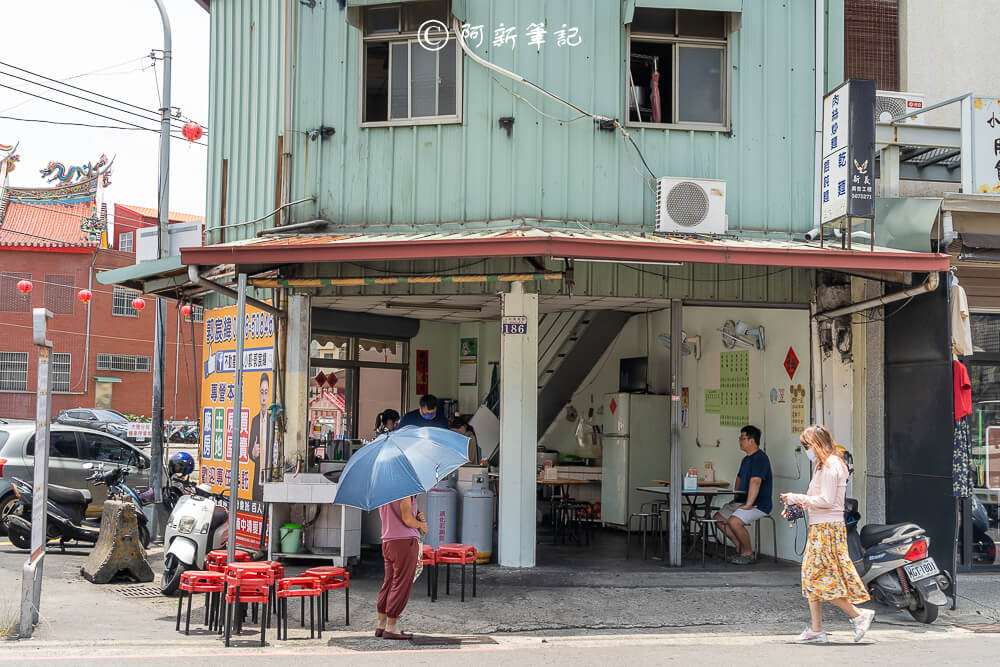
[{"xmin": 600, "ymin": 393, "xmax": 670, "ymax": 526}]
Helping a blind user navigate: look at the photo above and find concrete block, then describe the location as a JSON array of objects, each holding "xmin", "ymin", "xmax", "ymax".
[
  {"xmin": 286, "ymin": 484, "xmax": 311, "ymax": 503},
  {"xmin": 80, "ymin": 500, "xmax": 153, "ymax": 584}
]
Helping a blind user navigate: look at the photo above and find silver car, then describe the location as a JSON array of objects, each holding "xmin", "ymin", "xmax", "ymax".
[{"xmin": 0, "ymin": 423, "xmax": 151, "ymax": 532}]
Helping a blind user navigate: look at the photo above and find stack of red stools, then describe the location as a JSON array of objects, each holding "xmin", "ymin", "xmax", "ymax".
[
  {"xmin": 176, "ymin": 570, "xmax": 226, "ymax": 634},
  {"xmin": 420, "ymin": 545, "xmax": 438, "ymax": 602},
  {"xmin": 304, "ymin": 566, "xmax": 351, "ymax": 630},
  {"xmin": 275, "ymin": 576, "xmax": 324, "ymax": 640},
  {"xmin": 223, "ymin": 562, "xmax": 275, "ymax": 647},
  {"xmin": 205, "ymin": 548, "xmax": 251, "ymax": 572},
  {"xmin": 435, "ymin": 543, "xmax": 478, "ymax": 602}
]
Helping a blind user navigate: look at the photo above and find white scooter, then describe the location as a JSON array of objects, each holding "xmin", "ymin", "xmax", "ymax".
[{"xmin": 161, "ymin": 483, "xmax": 230, "ymax": 595}]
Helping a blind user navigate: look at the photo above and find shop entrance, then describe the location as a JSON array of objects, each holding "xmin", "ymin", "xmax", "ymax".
[{"xmin": 309, "ymin": 333, "xmax": 408, "ymax": 443}]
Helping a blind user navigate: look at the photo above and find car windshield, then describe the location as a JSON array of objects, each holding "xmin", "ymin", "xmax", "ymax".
[{"xmin": 93, "ymin": 410, "xmax": 129, "ymax": 423}]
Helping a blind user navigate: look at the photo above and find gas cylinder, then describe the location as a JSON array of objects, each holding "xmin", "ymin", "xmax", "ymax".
[
  {"xmin": 424, "ymin": 481, "xmax": 458, "ymax": 548},
  {"xmin": 460, "ymin": 473, "xmax": 494, "ymax": 563}
]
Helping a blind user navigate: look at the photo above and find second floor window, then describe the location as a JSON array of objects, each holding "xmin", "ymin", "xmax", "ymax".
[
  {"xmin": 119, "ymin": 232, "xmax": 134, "ymax": 253},
  {"xmin": 362, "ymin": 1, "xmax": 460, "ymax": 126},
  {"xmin": 112, "ymin": 285, "xmax": 140, "ymax": 318},
  {"xmin": 628, "ymin": 9, "xmax": 730, "ymax": 129}
]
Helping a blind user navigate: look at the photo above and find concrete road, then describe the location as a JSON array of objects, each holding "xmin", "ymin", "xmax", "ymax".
[{"xmin": 4, "ymin": 535, "xmax": 1000, "ymax": 666}]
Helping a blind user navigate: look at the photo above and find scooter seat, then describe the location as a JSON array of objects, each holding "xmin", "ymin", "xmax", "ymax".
[
  {"xmin": 860, "ymin": 522, "xmax": 919, "ymax": 548},
  {"xmin": 47, "ymin": 484, "xmax": 92, "ymax": 508}
]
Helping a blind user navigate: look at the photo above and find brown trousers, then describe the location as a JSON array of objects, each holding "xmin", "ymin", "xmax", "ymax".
[{"xmin": 377, "ymin": 537, "xmax": 419, "ymax": 618}]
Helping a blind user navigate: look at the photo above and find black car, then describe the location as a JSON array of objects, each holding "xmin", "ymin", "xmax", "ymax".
[{"xmin": 55, "ymin": 408, "xmax": 145, "ymax": 445}]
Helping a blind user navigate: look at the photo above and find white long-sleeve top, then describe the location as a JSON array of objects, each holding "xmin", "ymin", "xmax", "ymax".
[{"xmin": 783, "ymin": 456, "xmax": 848, "ymax": 525}]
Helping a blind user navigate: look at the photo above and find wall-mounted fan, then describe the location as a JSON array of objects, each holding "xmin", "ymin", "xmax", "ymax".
[{"xmin": 718, "ymin": 320, "xmax": 765, "ymax": 350}]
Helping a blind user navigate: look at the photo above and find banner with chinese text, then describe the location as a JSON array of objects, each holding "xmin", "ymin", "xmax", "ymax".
[{"xmin": 200, "ymin": 304, "xmax": 275, "ymax": 550}]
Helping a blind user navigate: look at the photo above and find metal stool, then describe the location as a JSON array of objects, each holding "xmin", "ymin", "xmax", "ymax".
[
  {"xmin": 694, "ymin": 518, "xmax": 721, "ymax": 567},
  {"xmin": 750, "ymin": 514, "xmax": 779, "ymax": 563},
  {"xmin": 626, "ymin": 502, "xmax": 661, "ymax": 560}
]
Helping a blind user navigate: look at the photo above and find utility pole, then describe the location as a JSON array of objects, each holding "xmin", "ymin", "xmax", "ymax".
[
  {"xmin": 20, "ymin": 308, "xmax": 53, "ymax": 639},
  {"xmin": 150, "ymin": 0, "xmax": 173, "ymax": 539}
]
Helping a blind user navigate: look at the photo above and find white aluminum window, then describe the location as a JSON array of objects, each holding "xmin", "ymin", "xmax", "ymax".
[
  {"xmin": 52, "ymin": 353, "xmax": 71, "ymax": 392},
  {"xmin": 0, "ymin": 351, "xmax": 28, "ymax": 391},
  {"xmin": 97, "ymin": 353, "xmax": 151, "ymax": 372},
  {"xmin": 112, "ymin": 285, "xmax": 140, "ymax": 317},
  {"xmin": 627, "ymin": 9, "xmax": 731, "ymax": 130},
  {"xmin": 119, "ymin": 232, "xmax": 134, "ymax": 253},
  {"xmin": 361, "ymin": 1, "xmax": 461, "ymax": 126}
]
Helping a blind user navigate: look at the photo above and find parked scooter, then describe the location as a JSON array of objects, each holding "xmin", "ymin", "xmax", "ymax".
[
  {"xmin": 6, "ymin": 464, "xmax": 151, "ymax": 551},
  {"xmin": 160, "ymin": 453, "xmax": 229, "ymax": 595},
  {"xmin": 971, "ymin": 494, "xmax": 997, "ymax": 565},
  {"xmin": 844, "ymin": 498, "xmax": 950, "ymax": 623}
]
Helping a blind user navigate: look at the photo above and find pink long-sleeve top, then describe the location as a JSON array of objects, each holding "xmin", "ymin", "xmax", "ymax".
[{"xmin": 783, "ymin": 455, "xmax": 848, "ymax": 525}]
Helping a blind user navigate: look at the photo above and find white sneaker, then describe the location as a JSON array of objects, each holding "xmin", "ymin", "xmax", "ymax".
[
  {"xmin": 792, "ymin": 627, "xmax": 829, "ymax": 644},
  {"xmin": 852, "ymin": 609, "xmax": 875, "ymax": 642}
]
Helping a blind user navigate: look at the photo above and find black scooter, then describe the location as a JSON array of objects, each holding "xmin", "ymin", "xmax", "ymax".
[
  {"xmin": 6, "ymin": 466, "xmax": 150, "ymax": 551},
  {"xmin": 971, "ymin": 495, "xmax": 997, "ymax": 564}
]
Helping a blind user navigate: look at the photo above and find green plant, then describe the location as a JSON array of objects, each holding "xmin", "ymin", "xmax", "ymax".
[
  {"xmin": 0, "ymin": 593, "xmax": 18, "ymax": 638},
  {"xmin": 123, "ymin": 414, "xmax": 151, "ymax": 423}
]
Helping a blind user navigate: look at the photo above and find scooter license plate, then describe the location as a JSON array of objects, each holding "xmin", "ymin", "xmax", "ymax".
[{"xmin": 904, "ymin": 558, "xmax": 940, "ymax": 582}]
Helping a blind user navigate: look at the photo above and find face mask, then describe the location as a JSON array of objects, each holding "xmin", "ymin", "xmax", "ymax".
[
  {"xmin": 421, "ymin": 411, "xmax": 435, "ymax": 421},
  {"xmin": 805, "ymin": 447, "xmax": 816, "ymax": 462}
]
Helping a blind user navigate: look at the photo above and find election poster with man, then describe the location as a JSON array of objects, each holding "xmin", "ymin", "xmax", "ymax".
[{"xmin": 200, "ymin": 304, "xmax": 276, "ymax": 549}]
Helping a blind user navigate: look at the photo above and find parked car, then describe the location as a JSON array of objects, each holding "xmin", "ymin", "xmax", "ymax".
[
  {"xmin": 0, "ymin": 423, "xmax": 152, "ymax": 534},
  {"xmin": 55, "ymin": 408, "xmax": 148, "ymax": 445}
]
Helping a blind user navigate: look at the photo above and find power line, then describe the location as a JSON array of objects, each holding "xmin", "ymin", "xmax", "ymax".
[
  {"xmin": 0, "ymin": 59, "xmax": 206, "ymax": 132},
  {"xmin": 8, "ymin": 199, "xmax": 203, "ymax": 232},
  {"xmin": 0, "ymin": 113, "xmax": 207, "ymax": 145}
]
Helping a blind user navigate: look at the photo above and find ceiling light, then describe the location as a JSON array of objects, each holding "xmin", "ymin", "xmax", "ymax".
[{"xmin": 384, "ymin": 301, "xmax": 483, "ymax": 312}]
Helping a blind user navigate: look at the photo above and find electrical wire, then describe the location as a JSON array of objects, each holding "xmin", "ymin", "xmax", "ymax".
[
  {"xmin": 0, "ymin": 59, "xmax": 205, "ymax": 132},
  {"xmin": 0, "ymin": 114, "xmax": 151, "ymax": 133},
  {"xmin": 621, "ymin": 263, "xmax": 793, "ymax": 283},
  {"xmin": 7, "ymin": 199, "xmax": 201, "ymax": 233},
  {"xmin": 345, "ymin": 258, "xmax": 488, "ymax": 275},
  {"xmin": 0, "ymin": 83, "xmax": 207, "ymax": 145}
]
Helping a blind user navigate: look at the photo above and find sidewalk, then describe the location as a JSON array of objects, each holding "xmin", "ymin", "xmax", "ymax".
[{"xmin": 4, "ymin": 537, "xmax": 999, "ymax": 652}]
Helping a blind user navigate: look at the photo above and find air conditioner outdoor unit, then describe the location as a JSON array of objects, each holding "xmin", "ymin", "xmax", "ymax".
[
  {"xmin": 655, "ymin": 177, "xmax": 727, "ymax": 235},
  {"xmin": 875, "ymin": 90, "xmax": 926, "ymax": 124}
]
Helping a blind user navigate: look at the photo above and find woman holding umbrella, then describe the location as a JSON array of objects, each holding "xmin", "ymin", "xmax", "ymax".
[
  {"xmin": 376, "ymin": 496, "xmax": 428, "ymax": 639},
  {"xmin": 332, "ymin": 425, "xmax": 470, "ymax": 640}
]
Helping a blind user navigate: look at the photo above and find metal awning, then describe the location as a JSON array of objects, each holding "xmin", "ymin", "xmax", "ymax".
[
  {"xmin": 96, "ymin": 255, "xmax": 188, "ymax": 293},
  {"xmin": 875, "ymin": 122, "xmax": 962, "ymax": 184},
  {"xmin": 180, "ymin": 227, "xmax": 949, "ymax": 273}
]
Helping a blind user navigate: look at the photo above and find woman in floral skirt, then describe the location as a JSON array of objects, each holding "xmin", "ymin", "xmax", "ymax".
[{"xmin": 781, "ymin": 424, "xmax": 875, "ymax": 644}]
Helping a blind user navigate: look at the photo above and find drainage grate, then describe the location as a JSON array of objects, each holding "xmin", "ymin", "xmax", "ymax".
[
  {"xmin": 956, "ymin": 623, "xmax": 1000, "ymax": 633},
  {"xmin": 115, "ymin": 585, "xmax": 163, "ymax": 598},
  {"xmin": 409, "ymin": 635, "xmax": 498, "ymax": 646}
]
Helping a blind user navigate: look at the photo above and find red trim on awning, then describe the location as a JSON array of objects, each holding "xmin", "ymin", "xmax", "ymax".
[{"xmin": 181, "ymin": 235, "xmax": 950, "ymax": 273}]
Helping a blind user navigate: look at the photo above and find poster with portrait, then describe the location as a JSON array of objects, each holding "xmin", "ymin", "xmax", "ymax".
[{"xmin": 200, "ymin": 304, "xmax": 275, "ymax": 550}]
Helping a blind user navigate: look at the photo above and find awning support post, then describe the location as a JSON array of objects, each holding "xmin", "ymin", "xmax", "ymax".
[
  {"xmin": 668, "ymin": 300, "xmax": 683, "ymax": 567},
  {"xmin": 226, "ymin": 273, "xmax": 248, "ymax": 562},
  {"xmin": 498, "ymin": 281, "xmax": 538, "ymax": 567}
]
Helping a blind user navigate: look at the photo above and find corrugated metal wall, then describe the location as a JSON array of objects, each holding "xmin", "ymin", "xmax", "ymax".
[
  {"xmin": 205, "ymin": 0, "xmax": 284, "ymax": 245},
  {"xmin": 205, "ymin": 1, "xmax": 844, "ymax": 243}
]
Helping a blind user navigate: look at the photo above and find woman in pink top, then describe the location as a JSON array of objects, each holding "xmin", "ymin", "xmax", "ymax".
[
  {"xmin": 375, "ymin": 495, "xmax": 427, "ymax": 640},
  {"xmin": 781, "ymin": 425, "xmax": 874, "ymax": 645}
]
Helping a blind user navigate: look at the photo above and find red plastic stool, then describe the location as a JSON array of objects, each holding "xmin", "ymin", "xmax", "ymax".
[
  {"xmin": 421, "ymin": 545, "xmax": 438, "ymax": 602},
  {"xmin": 276, "ymin": 576, "xmax": 324, "ymax": 640},
  {"xmin": 223, "ymin": 574, "xmax": 270, "ymax": 647},
  {"xmin": 176, "ymin": 570, "xmax": 225, "ymax": 634},
  {"xmin": 435, "ymin": 544, "xmax": 477, "ymax": 602},
  {"xmin": 260, "ymin": 560, "xmax": 285, "ymax": 619},
  {"xmin": 205, "ymin": 548, "xmax": 250, "ymax": 572},
  {"xmin": 223, "ymin": 562, "xmax": 275, "ymax": 643},
  {"xmin": 304, "ymin": 566, "xmax": 350, "ymax": 629}
]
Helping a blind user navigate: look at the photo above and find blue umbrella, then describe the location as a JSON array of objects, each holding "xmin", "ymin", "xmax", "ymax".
[{"xmin": 332, "ymin": 425, "xmax": 470, "ymax": 511}]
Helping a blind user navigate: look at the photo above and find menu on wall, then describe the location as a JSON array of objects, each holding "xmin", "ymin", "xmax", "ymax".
[
  {"xmin": 719, "ymin": 350, "xmax": 749, "ymax": 428},
  {"xmin": 790, "ymin": 384, "xmax": 807, "ymax": 434}
]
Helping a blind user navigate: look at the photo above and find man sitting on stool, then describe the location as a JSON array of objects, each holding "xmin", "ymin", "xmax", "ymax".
[{"xmin": 713, "ymin": 425, "xmax": 772, "ymax": 565}]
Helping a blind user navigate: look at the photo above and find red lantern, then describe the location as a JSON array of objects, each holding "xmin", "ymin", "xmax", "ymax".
[
  {"xmin": 180, "ymin": 303, "xmax": 192, "ymax": 317},
  {"xmin": 182, "ymin": 121, "xmax": 203, "ymax": 142},
  {"xmin": 17, "ymin": 279, "xmax": 32, "ymax": 295},
  {"xmin": 77, "ymin": 289, "xmax": 93, "ymax": 304},
  {"xmin": 132, "ymin": 296, "xmax": 146, "ymax": 311}
]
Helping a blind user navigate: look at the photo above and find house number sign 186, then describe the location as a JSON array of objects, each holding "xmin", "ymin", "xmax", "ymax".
[{"xmin": 502, "ymin": 316, "xmax": 528, "ymax": 335}]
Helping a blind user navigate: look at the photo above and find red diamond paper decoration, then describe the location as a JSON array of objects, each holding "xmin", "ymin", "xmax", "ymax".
[
  {"xmin": 609, "ymin": 398, "xmax": 617, "ymax": 414},
  {"xmin": 315, "ymin": 371, "xmax": 327, "ymax": 386},
  {"xmin": 784, "ymin": 347, "xmax": 799, "ymax": 380}
]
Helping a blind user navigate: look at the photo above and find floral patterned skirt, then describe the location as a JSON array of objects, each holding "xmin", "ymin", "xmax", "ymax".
[{"xmin": 801, "ymin": 522, "xmax": 870, "ymax": 603}]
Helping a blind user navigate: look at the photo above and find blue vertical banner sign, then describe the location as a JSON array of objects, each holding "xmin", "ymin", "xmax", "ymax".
[{"xmin": 821, "ymin": 79, "xmax": 876, "ymax": 225}]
